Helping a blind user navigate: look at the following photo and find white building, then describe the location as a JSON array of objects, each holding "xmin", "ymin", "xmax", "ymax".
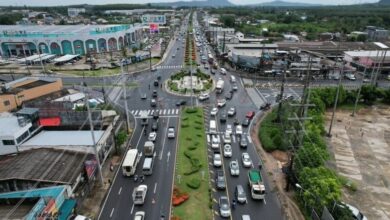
[
  {"xmin": 0, "ymin": 24, "xmax": 144, "ymax": 57},
  {"xmin": 0, "ymin": 113, "xmax": 33, "ymax": 155},
  {"xmin": 68, "ymin": 8, "xmax": 86, "ymax": 17},
  {"xmin": 226, "ymin": 44, "xmax": 278, "ymax": 68}
]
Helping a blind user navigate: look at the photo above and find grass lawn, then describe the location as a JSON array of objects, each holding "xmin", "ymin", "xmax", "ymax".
[
  {"xmin": 173, "ymin": 107, "xmax": 212, "ymax": 220},
  {"xmin": 53, "ymin": 58, "xmax": 160, "ymax": 77}
]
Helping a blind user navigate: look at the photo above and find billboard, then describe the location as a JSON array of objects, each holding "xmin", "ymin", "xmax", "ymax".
[
  {"xmin": 149, "ymin": 23, "xmax": 159, "ymax": 34},
  {"xmin": 141, "ymin": 14, "xmax": 166, "ymax": 25}
]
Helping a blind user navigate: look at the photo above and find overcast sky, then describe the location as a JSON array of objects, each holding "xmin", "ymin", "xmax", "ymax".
[{"xmin": 0, "ymin": 0, "xmax": 379, "ymax": 6}]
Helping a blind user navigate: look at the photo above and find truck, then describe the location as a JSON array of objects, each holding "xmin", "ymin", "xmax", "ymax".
[
  {"xmin": 144, "ymin": 141, "xmax": 155, "ymax": 156},
  {"xmin": 216, "ymin": 79, "xmax": 224, "ymax": 94},
  {"xmin": 133, "ymin": 184, "xmax": 148, "ymax": 205},
  {"xmin": 248, "ymin": 169, "xmax": 266, "ymax": 200},
  {"xmin": 140, "ymin": 111, "xmax": 149, "ymax": 126}
]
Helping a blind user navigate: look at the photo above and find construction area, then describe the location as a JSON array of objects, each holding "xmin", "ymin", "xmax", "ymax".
[{"xmin": 325, "ymin": 105, "xmax": 390, "ymax": 220}]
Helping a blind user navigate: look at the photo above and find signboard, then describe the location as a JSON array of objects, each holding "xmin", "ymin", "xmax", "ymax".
[
  {"xmin": 149, "ymin": 23, "xmax": 159, "ymax": 34},
  {"xmin": 141, "ymin": 14, "xmax": 166, "ymax": 25}
]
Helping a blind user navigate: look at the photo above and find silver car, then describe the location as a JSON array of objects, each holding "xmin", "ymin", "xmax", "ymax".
[
  {"xmin": 230, "ymin": 160, "xmax": 240, "ymax": 176},
  {"xmin": 219, "ymin": 196, "xmax": 231, "ymax": 218}
]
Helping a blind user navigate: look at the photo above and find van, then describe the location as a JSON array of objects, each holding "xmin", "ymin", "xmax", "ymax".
[
  {"xmin": 230, "ymin": 75, "xmax": 236, "ymax": 83},
  {"xmin": 220, "ymin": 68, "xmax": 227, "ymax": 75},
  {"xmin": 235, "ymin": 185, "xmax": 247, "ymax": 204},
  {"xmin": 209, "ymin": 120, "xmax": 217, "ymax": 134},
  {"xmin": 142, "ymin": 157, "xmax": 154, "ymax": 175}
]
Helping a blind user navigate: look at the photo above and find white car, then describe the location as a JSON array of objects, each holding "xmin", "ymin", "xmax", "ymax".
[
  {"xmin": 217, "ymin": 99, "xmax": 227, "ymax": 108},
  {"xmin": 199, "ymin": 93, "xmax": 210, "ymax": 101},
  {"xmin": 167, "ymin": 127, "xmax": 175, "ymax": 139},
  {"xmin": 211, "ymin": 135, "xmax": 220, "ymax": 149},
  {"xmin": 213, "ymin": 153, "xmax": 222, "ymax": 167},
  {"xmin": 148, "ymin": 132, "xmax": 157, "ymax": 142},
  {"xmin": 242, "ymin": 153, "xmax": 253, "ymax": 168},
  {"xmin": 230, "ymin": 160, "xmax": 240, "ymax": 176},
  {"xmin": 226, "ymin": 124, "xmax": 233, "ymax": 135},
  {"xmin": 223, "ymin": 144, "xmax": 232, "ymax": 158},
  {"xmin": 223, "ymin": 133, "xmax": 232, "ymax": 144},
  {"xmin": 134, "ymin": 211, "xmax": 145, "ymax": 220},
  {"xmin": 210, "ymin": 107, "xmax": 218, "ymax": 116},
  {"xmin": 227, "ymin": 107, "xmax": 236, "ymax": 116},
  {"xmin": 236, "ymin": 125, "xmax": 243, "ymax": 135}
]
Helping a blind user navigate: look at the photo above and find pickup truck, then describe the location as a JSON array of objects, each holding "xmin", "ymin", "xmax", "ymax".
[
  {"xmin": 133, "ymin": 185, "xmax": 148, "ymax": 205},
  {"xmin": 248, "ymin": 169, "xmax": 266, "ymax": 200}
]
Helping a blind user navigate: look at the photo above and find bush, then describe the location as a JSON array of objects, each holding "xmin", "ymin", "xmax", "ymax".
[
  {"xmin": 188, "ymin": 145, "xmax": 197, "ymax": 150},
  {"xmin": 181, "ymin": 123, "xmax": 189, "ymax": 128},
  {"xmin": 186, "ymin": 178, "xmax": 201, "ymax": 189},
  {"xmin": 185, "ymin": 108, "xmax": 198, "ymax": 113}
]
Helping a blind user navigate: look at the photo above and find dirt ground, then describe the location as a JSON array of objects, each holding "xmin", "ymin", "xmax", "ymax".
[{"xmin": 325, "ymin": 105, "xmax": 390, "ymax": 220}]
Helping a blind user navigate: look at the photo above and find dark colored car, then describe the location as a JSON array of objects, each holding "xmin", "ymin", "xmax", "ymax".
[
  {"xmin": 152, "ymin": 90, "xmax": 158, "ymax": 97},
  {"xmin": 150, "ymin": 99, "xmax": 157, "ymax": 107},
  {"xmin": 260, "ymin": 103, "xmax": 271, "ymax": 110},
  {"xmin": 246, "ymin": 111, "xmax": 255, "ymax": 119},
  {"xmin": 240, "ymin": 135, "xmax": 248, "ymax": 148},
  {"xmin": 152, "ymin": 121, "xmax": 158, "ymax": 131},
  {"xmin": 176, "ymin": 100, "xmax": 187, "ymax": 106},
  {"xmin": 225, "ymin": 92, "xmax": 233, "ymax": 100},
  {"xmin": 154, "ymin": 80, "xmax": 159, "ymax": 86},
  {"xmin": 215, "ymin": 170, "xmax": 226, "ymax": 190},
  {"xmin": 242, "ymin": 118, "xmax": 250, "ymax": 127},
  {"xmin": 153, "ymin": 111, "xmax": 159, "ymax": 119},
  {"xmin": 220, "ymin": 111, "xmax": 227, "ymax": 123}
]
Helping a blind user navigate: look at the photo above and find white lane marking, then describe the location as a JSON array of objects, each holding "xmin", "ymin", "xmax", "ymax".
[
  {"xmin": 159, "ymin": 117, "xmax": 171, "ymax": 160},
  {"xmin": 167, "ymin": 109, "xmax": 171, "ymax": 114},
  {"xmin": 247, "ymin": 135, "xmax": 252, "ymax": 144},
  {"xmin": 232, "ymin": 135, "xmax": 236, "ymax": 143},
  {"xmin": 264, "ymin": 198, "xmax": 267, "ymax": 205},
  {"xmin": 154, "ymin": 182, "xmax": 158, "ymax": 194},
  {"xmin": 134, "ymin": 115, "xmax": 179, "ymax": 119},
  {"xmin": 130, "ymin": 204, "xmax": 134, "ymax": 214},
  {"xmin": 118, "ymin": 187, "xmax": 122, "ymax": 195},
  {"xmin": 163, "ymin": 109, "xmax": 167, "ymax": 114},
  {"xmin": 151, "ymin": 110, "xmax": 154, "ymax": 114},
  {"xmin": 134, "ymin": 110, "xmax": 139, "ymax": 116},
  {"xmin": 175, "ymin": 109, "xmax": 179, "ymax": 114},
  {"xmin": 131, "ymin": 110, "xmax": 135, "ymax": 114},
  {"xmin": 109, "ymin": 208, "xmax": 115, "ymax": 218},
  {"xmin": 147, "ymin": 109, "xmax": 151, "ymax": 114}
]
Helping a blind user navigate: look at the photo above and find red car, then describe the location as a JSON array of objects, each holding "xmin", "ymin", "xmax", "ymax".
[{"xmin": 246, "ymin": 111, "xmax": 255, "ymax": 119}]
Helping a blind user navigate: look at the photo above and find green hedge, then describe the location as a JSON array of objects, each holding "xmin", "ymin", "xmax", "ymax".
[{"xmin": 186, "ymin": 178, "xmax": 201, "ymax": 189}]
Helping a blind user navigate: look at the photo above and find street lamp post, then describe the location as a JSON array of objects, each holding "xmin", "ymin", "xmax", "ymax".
[{"xmin": 327, "ymin": 62, "xmax": 344, "ymax": 137}]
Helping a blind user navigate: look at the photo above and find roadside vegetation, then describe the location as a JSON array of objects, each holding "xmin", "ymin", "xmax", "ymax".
[
  {"xmin": 172, "ymin": 107, "xmax": 212, "ymax": 220},
  {"xmin": 259, "ymin": 85, "xmax": 390, "ymax": 219}
]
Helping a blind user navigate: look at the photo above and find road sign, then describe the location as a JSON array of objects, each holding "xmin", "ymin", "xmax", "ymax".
[
  {"xmin": 177, "ymin": 174, "xmax": 181, "ymax": 183},
  {"xmin": 141, "ymin": 14, "xmax": 166, "ymax": 25}
]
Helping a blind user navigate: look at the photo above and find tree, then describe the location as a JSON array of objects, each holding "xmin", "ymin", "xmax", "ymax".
[
  {"xmin": 360, "ymin": 85, "xmax": 379, "ymax": 105},
  {"xmin": 220, "ymin": 15, "xmax": 235, "ymax": 28},
  {"xmin": 357, "ymin": 34, "xmax": 367, "ymax": 42}
]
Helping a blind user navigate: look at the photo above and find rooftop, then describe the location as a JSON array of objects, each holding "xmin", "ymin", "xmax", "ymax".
[
  {"xmin": 22, "ymin": 130, "xmax": 105, "ymax": 146},
  {"xmin": 0, "ymin": 148, "xmax": 86, "ymax": 184},
  {"xmin": 227, "ymin": 43, "xmax": 278, "ymax": 49},
  {"xmin": 0, "ymin": 113, "xmax": 31, "ymax": 137}
]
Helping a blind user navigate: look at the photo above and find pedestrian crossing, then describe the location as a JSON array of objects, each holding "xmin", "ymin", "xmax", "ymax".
[
  {"xmin": 156, "ymin": 65, "xmax": 183, "ymax": 70},
  {"xmin": 131, "ymin": 108, "xmax": 180, "ymax": 117},
  {"xmin": 206, "ymin": 133, "xmax": 251, "ymax": 144}
]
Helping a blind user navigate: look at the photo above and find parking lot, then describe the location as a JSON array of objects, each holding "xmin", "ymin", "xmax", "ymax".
[{"xmin": 326, "ymin": 106, "xmax": 390, "ymax": 219}]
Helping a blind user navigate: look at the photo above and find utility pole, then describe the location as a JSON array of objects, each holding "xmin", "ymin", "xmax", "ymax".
[
  {"xmin": 85, "ymin": 93, "xmax": 104, "ymax": 186},
  {"xmin": 121, "ymin": 63, "xmax": 131, "ymax": 134},
  {"xmin": 22, "ymin": 44, "xmax": 31, "ymax": 75},
  {"xmin": 149, "ymin": 48, "xmax": 152, "ymax": 71},
  {"xmin": 351, "ymin": 66, "xmax": 366, "ymax": 117},
  {"xmin": 276, "ymin": 57, "xmax": 287, "ymax": 123},
  {"xmin": 327, "ymin": 62, "xmax": 344, "ymax": 137},
  {"xmin": 373, "ymin": 50, "xmax": 387, "ymax": 87}
]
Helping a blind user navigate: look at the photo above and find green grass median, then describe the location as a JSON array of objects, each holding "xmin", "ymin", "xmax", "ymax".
[{"xmin": 172, "ymin": 107, "xmax": 212, "ymax": 220}]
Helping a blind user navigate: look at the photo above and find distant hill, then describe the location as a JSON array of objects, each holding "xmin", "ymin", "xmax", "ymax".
[
  {"xmin": 379, "ymin": 0, "xmax": 390, "ymax": 4},
  {"xmin": 250, "ymin": 0, "xmax": 322, "ymax": 7},
  {"xmin": 152, "ymin": 0, "xmax": 234, "ymax": 8}
]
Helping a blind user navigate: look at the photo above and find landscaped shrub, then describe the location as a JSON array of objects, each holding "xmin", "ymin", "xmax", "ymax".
[
  {"xmin": 181, "ymin": 123, "xmax": 189, "ymax": 128},
  {"xmin": 194, "ymin": 125, "xmax": 202, "ymax": 129},
  {"xmin": 188, "ymin": 145, "xmax": 197, "ymax": 150},
  {"xmin": 185, "ymin": 108, "xmax": 198, "ymax": 113},
  {"xmin": 186, "ymin": 178, "xmax": 201, "ymax": 189}
]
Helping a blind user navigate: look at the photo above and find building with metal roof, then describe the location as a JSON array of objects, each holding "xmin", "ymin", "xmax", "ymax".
[{"xmin": 0, "ymin": 24, "xmax": 143, "ymax": 57}]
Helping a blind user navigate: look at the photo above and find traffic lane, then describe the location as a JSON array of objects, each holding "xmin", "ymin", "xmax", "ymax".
[{"xmin": 98, "ymin": 123, "xmax": 145, "ymax": 220}]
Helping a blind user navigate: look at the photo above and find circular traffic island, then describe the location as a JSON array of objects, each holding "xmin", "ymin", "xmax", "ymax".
[{"xmin": 166, "ymin": 68, "xmax": 214, "ymax": 96}]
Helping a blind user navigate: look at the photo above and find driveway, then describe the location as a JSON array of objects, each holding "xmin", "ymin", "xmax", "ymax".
[{"xmin": 325, "ymin": 106, "xmax": 390, "ymax": 219}]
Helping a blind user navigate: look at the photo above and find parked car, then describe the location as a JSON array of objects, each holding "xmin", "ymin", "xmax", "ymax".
[
  {"xmin": 223, "ymin": 144, "xmax": 232, "ymax": 158},
  {"xmin": 213, "ymin": 153, "xmax": 222, "ymax": 167},
  {"xmin": 227, "ymin": 107, "xmax": 236, "ymax": 116},
  {"xmin": 242, "ymin": 152, "xmax": 252, "ymax": 168},
  {"xmin": 229, "ymin": 160, "xmax": 240, "ymax": 176},
  {"xmin": 215, "ymin": 170, "xmax": 226, "ymax": 190},
  {"xmin": 219, "ymin": 196, "xmax": 231, "ymax": 218},
  {"xmin": 344, "ymin": 73, "xmax": 356, "ymax": 81}
]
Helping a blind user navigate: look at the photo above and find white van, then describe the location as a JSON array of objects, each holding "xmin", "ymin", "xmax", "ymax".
[
  {"xmin": 209, "ymin": 120, "xmax": 217, "ymax": 134},
  {"xmin": 220, "ymin": 68, "xmax": 227, "ymax": 75},
  {"xmin": 230, "ymin": 75, "xmax": 236, "ymax": 83},
  {"xmin": 142, "ymin": 157, "xmax": 154, "ymax": 175}
]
